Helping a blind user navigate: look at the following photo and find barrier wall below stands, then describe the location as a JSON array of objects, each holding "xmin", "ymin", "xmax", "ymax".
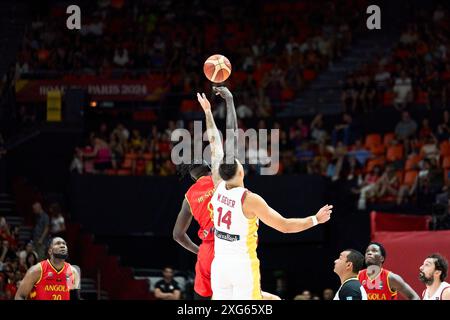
[
  {"xmin": 69, "ymin": 174, "xmax": 327, "ymax": 243},
  {"xmin": 373, "ymin": 231, "xmax": 450, "ymax": 298}
]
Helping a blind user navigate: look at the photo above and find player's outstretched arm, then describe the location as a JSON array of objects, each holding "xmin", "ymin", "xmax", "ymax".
[
  {"xmin": 197, "ymin": 92, "xmax": 224, "ymax": 186},
  {"xmin": 173, "ymin": 198, "xmax": 199, "ymax": 254},
  {"xmin": 214, "ymin": 86, "xmax": 238, "ymax": 158},
  {"xmin": 388, "ymin": 272, "xmax": 420, "ymax": 300},
  {"xmin": 15, "ymin": 264, "xmax": 41, "ymax": 300},
  {"xmin": 243, "ymin": 192, "xmax": 332, "ymax": 233}
]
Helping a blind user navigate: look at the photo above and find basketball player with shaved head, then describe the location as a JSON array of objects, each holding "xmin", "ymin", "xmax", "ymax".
[
  {"xmin": 419, "ymin": 253, "xmax": 450, "ymax": 300},
  {"xmin": 15, "ymin": 237, "xmax": 81, "ymax": 300},
  {"xmin": 358, "ymin": 242, "xmax": 419, "ymax": 300},
  {"xmin": 197, "ymin": 92, "xmax": 333, "ymax": 300}
]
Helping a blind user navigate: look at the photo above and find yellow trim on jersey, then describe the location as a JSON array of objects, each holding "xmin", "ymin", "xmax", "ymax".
[
  {"xmin": 207, "ymin": 202, "xmax": 214, "ymax": 221},
  {"xmin": 246, "ymin": 216, "xmax": 261, "ymax": 299},
  {"xmin": 47, "ymin": 259, "xmax": 65, "ymax": 274},
  {"xmin": 184, "ymin": 194, "xmax": 194, "ymax": 215},
  {"xmin": 386, "ymin": 271, "xmax": 397, "ymax": 295},
  {"xmin": 35, "ymin": 262, "xmax": 43, "ymax": 285}
]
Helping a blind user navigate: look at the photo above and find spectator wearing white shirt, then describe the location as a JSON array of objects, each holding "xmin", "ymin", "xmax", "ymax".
[{"xmin": 393, "ymin": 71, "xmax": 413, "ymax": 111}]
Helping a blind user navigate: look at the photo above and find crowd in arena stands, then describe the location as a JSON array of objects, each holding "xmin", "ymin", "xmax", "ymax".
[
  {"xmin": 71, "ymin": 105, "xmax": 450, "ymax": 213},
  {"xmin": 16, "ymin": 0, "xmax": 365, "ymax": 112},
  {"xmin": 341, "ymin": 5, "xmax": 450, "ymax": 114},
  {"xmin": 0, "ymin": 201, "xmax": 66, "ymax": 300}
]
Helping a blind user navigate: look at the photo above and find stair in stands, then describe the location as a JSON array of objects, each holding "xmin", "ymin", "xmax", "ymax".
[{"xmin": 279, "ymin": 0, "xmax": 412, "ymax": 117}]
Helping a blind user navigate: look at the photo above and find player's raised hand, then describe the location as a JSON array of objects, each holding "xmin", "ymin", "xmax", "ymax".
[
  {"xmin": 213, "ymin": 86, "xmax": 233, "ymax": 100},
  {"xmin": 197, "ymin": 93, "xmax": 211, "ymax": 112},
  {"xmin": 315, "ymin": 204, "xmax": 333, "ymax": 224}
]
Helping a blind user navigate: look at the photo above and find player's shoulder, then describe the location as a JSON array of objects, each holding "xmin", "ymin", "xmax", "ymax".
[
  {"xmin": 26, "ymin": 262, "xmax": 43, "ymax": 280},
  {"xmin": 29, "ymin": 262, "xmax": 43, "ymax": 273}
]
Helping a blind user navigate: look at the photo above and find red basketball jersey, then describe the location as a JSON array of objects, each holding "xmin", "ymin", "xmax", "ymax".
[
  {"xmin": 30, "ymin": 259, "xmax": 75, "ymax": 300},
  {"xmin": 185, "ymin": 175, "xmax": 215, "ymax": 241},
  {"xmin": 358, "ymin": 268, "xmax": 398, "ymax": 300}
]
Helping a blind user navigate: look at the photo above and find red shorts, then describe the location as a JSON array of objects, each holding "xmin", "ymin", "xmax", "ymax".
[{"xmin": 195, "ymin": 240, "xmax": 214, "ymax": 297}]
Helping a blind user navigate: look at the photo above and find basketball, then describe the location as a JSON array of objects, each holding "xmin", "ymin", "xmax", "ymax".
[{"xmin": 203, "ymin": 54, "xmax": 232, "ymax": 83}]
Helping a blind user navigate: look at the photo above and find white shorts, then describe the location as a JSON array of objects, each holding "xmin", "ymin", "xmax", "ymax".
[{"xmin": 211, "ymin": 256, "xmax": 262, "ymax": 300}]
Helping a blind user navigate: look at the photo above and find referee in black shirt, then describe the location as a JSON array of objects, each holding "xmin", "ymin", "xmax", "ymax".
[{"xmin": 333, "ymin": 249, "xmax": 367, "ymax": 300}]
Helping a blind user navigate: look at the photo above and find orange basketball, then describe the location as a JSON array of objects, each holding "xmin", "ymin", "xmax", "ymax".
[{"xmin": 203, "ymin": 54, "xmax": 232, "ymax": 83}]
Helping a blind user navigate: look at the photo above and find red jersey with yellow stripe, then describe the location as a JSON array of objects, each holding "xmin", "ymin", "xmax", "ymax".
[
  {"xmin": 185, "ymin": 175, "xmax": 215, "ymax": 241},
  {"xmin": 358, "ymin": 268, "xmax": 398, "ymax": 300},
  {"xmin": 30, "ymin": 259, "xmax": 75, "ymax": 300}
]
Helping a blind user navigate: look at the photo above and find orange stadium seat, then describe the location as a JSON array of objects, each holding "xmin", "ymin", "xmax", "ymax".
[
  {"xmin": 370, "ymin": 144, "xmax": 386, "ymax": 156},
  {"xmin": 365, "ymin": 134, "xmax": 382, "ymax": 149},
  {"xmin": 440, "ymin": 141, "xmax": 450, "ymax": 157},
  {"xmin": 366, "ymin": 157, "xmax": 385, "ymax": 172},
  {"xmin": 386, "ymin": 145, "xmax": 404, "ymax": 162},
  {"xmin": 443, "ymin": 156, "xmax": 450, "ymax": 169},
  {"xmin": 403, "ymin": 170, "xmax": 418, "ymax": 187},
  {"xmin": 405, "ymin": 154, "xmax": 422, "ymax": 171},
  {"xmin": 383, "ymin": 132, "xmax": 396, "ymax": 146}
]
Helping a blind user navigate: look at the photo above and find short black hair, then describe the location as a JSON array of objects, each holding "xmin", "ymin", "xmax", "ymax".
[
  {"xmin": 345, "ymin": 249, "xmax": 365, "ymax": 273},
  {"xmin": 429, "ymin": 253, "xmax": 448, "ymax": 282},
  {"xmin": 368, "ymin": 242, "xmax": 386, "ymax": 260},
  {"xmin": 219, "ymin": 158, "xmax": 238, "ymax": 181},
  {"xmin": 176, "ymin": 162, "xmax": 210, "ymax": 180}
]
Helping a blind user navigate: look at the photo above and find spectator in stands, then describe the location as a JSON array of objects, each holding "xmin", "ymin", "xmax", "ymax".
[
  {"xmin": 322, "ymin": 288, "xmax": 335, "ymax": 300},
  {"xmin": 420, "ymin": 135, "xmax": 439, "ymax": 162},
  {"xmin": 31, "ymin": 202, "xmax": 49, "ymax": 260},
  {"xmin": 109, "ymin": 131, "xmax": 125, "ymax": 169},
  {"xmin": 437, "ymin": 110, "xmax": 450, "ymax": 142},
  {"xmin": 393, "ymin": 71, "xmax": 413, "ymax": 111},
  {"xmin": 69, "ymin": 148, "xmax": 83, "ymax": 174},
  {"xmin": 0, "ymin": 240, "xmax": 17, "ymax": 263},
  {"xmin": 419, "ymin": 118, "xmax": 433, "ymax": 140},
  {"xmin": 25, "ymin": 252, "xmax": 38, "ymax": 270},
  {"xmin": 374, "ymin": 65, "xmax": 392, "ymax": 91},
  {"xmin": 332, "ymin": 113, "xmax": 357, "ymax": 146},
  {"xmin": 395, "ymin": 111, "xmax": 417, "ymax": 154},
  {"xmin": 356, "ymin": 165, "xmax": 382, "ymax": 210},
  {"xmin": 17, "ymin": 242, "xmax": 37, "ymax": 270},
  {"xmin": 341, "ymin": 76, "xmax": 358, "ymax": 113},
  {"xmin": 310, "ymin": 114, "xmax": 328, "ymax": 145},
  {"xmin": 0, "ymin": 217, "xmax": 11, "ymax": 241},
  {"xmin": 49, "ymin": 202, "xmax": 66, "ymax": 239},
  {"xmin": 347, "ymin": 138, "xmax": 372, "ymax": 167},
  {"xmin": 82, "ymin": 134, "xmax": 112, "ymax": 174},
  {"xmin": 3, "ymin": 264, "xmax": 17, "ymax": 300},
  {"xmin": 300, "ymin": 290, "xmax": 312, "ymax": 300},
  {"xmin": 154, "ymin": 267, "xmax": 181, "ymax": 300},
  {"xmin": 376, "ymin": 165, "xmax": 399, "ymax": 199}
]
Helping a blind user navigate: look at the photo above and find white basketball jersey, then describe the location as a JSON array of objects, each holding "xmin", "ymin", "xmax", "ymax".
[
  {"xmin": 210, "ymin": 181, "xmax": 259, "ymax": 259},
  {"xmin": 422, "ymin": 282, "xmax": 450, "ymax": 300}
]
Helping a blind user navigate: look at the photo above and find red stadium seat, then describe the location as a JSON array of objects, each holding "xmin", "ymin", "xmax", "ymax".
[
  {"xmin": 365, "ymin": 134, "xmax": 382, "ymax": 149},
  {"xmin": 383, "ymin": 132, "xmax": 396, "ymax": 146},
  {"xmin": 386, "ymin": 145, "xmax": 404, "ymax": 162}
]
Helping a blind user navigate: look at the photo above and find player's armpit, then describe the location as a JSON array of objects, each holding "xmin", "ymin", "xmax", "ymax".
[{"xmin": 388, "ymin": 273, "xmax": 420, "ymax": 300}]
